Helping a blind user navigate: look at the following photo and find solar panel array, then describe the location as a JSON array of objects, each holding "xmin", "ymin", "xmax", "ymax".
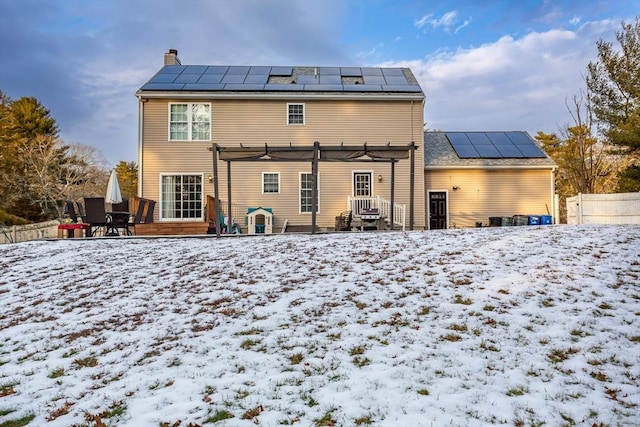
[
  {"xmin": 140, "ymin": 65, "xmax": 422, "ymax": 93},
  {"xmin": 445, "ymin": 132, "xmax": 546, "ymax": 159}
]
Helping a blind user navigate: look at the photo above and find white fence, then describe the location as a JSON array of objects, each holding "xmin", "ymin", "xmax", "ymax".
[
  {"xmin": 0, "ymin": 220, "xmax": 60, "ymax": 244},
  {"xmin": 566, "ymin": 192, "xmax": 640, "ymax": 225}
]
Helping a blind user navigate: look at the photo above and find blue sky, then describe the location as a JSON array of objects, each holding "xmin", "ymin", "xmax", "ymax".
[{"xmin": 1, "ymin": 0, "xmax": 638, "ymax": 166}]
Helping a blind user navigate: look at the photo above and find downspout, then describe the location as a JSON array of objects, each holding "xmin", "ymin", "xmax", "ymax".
[{"xmin": 137, "ymin": 98, "xmax": 147, "ymax": 197}]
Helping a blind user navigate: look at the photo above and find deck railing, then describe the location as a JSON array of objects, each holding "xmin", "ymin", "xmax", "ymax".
[{"xmin": 347, "ymin": 196, "xmax": 406, "ymax": 230}]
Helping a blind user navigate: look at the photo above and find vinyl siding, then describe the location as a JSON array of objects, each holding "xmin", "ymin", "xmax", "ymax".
[
  {"xmin": 141, "ymin": 98, "xmax": 425, "ymax": 229},
  {"xmin": 425, "ymin": 169, "xmax": 554, "ymax": 228}
]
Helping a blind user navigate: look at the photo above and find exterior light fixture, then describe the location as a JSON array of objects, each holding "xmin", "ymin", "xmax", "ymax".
[
  {"xmin": 208, "ymin": 175, "xmax": 213, "ymax": 183},
  {"xmin": 378, "ymin": 174, "xmax": 383, "ymax": 182},
  {"xmin": 452, "ymin": 186, "xmax": 460, "ymax": 190}
]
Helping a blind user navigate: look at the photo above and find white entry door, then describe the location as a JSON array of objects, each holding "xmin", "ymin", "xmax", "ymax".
[{"xmin": 354, "ymin": 172, "xmax": 372, "ymax": 197}]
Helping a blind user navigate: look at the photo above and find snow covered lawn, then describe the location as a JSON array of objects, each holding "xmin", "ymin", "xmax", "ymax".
[{"xmin": 0, "ymin": 225, "xmax": 639, "ymax": 426}]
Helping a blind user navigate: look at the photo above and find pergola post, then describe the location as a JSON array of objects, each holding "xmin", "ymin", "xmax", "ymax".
[
  {"xmin": 210, "ymin": 142, "xmax": 221, "ymax": 237},
  {"xmin": 390, "ymin": 160, "xmax": 395, "ymax": 230},
  {"xmin": 311, "ymin": 141, "xmax": 319, "ymax": 234},
  {"xmin": 409, "ymin": 141, "xmax": 415, "ymax": 231},
  {"xmin": 227, "ymin": 160, "xmax": 232, "ymax": 234}
]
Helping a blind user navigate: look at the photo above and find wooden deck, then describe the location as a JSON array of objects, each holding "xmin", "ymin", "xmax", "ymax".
[{"xmin": 133, "ymin": 222, "xmax": 209, "ymax": 236}]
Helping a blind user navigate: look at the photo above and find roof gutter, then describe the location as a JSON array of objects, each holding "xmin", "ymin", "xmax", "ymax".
[
  {"xmin": 135, "ymin": 90, "xmax": 425, "ymax": 102},
  {"xmin": 424, "ymin": 164, "xmax": 557, "ymax": 170}
]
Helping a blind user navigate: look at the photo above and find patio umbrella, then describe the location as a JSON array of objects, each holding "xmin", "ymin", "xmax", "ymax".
[{"xmin": 105, "ymin": 169, "xmax": 122, "ymax": 205}]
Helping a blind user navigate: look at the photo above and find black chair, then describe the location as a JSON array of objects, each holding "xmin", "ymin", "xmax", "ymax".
[
  {"xmin": 144, "ymin": 200, "xmax": 156, "ymax": 223},
  {"xmin": 75, "ymin": 201, "xmax": 86, "ymax": 222},
  {"xmin": 126, "ymin": 199, "xmax": 147, "ymax": 234},
  {"xmin": 64, "ymin": 200, "xmax": 79, "ymax": 223},
  {"xmin": 83, "ymin": 197, "xmax": 108, "ymax": 237}
]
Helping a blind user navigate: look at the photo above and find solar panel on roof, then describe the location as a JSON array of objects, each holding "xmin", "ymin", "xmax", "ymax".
[
  {"xmin": 343, "ymin": 84, "xmax": 382, "ymax": 92},
  {"xmin": 183, "ymin": 83, "xmax": 225, "ymax": 90},
  {"xmin": 474, "ymin": 144, "xmax": 502, "ymax": 157},
  {"xmin": 361, "ymin": 68, "xmax": 383, "ymax": 76},
  {"xmin": 183, "ymin": 66, "xmax": 208, "ymax": 74},
  {"xmin": 151, "ymin": 74, "xmax": 177, "ymax": 83},
  {"xmin": 319, "ymin": 67, "xmax": 340, "ymax": 75},
  {"xmin": 340, "ymin": 67, "xmax": 362, "ymax": 76},
  {"xmin": 158, "ymin": 65, "xmax": 185, "ymax": 74},
  {"xmin": 384, "ymin": 76, "xmax": 409, "ymax": 85},
  {"xmin": 363, "ymin": 76, "xmax": 386, "ymax": 85},
  {"xmin": 244, "ymin": 74, "xmax": 268, "ymax": 84},
  {"xmin": 452, "ymin": 144, "xmax": 480, "ymax": 158},
  {"xmin": 249, "ymin": 66, "xmax": 271, "ymax": 74},
  {"xmin": 223, "ymin": 84, "xmax": 266, "ymax": 91},
  {"xmin": 174, "ymin": 73, "xmax": 201, "ymax": 83},
  {"xmin": 198, "ymin": 74, "xmax": 224, "ymax": 84},
  {"xmin": 226, "ymin": 66, "xmax": 250, "ymax": 75},
  {"xmin": 206, "ymin": 66, "xmax": 229, "ymax": 74},
  {"xmin": 466, "ymin": 133, "xmax": 492, "ymax": 145},
  {"xmin": 446, "ymin": 131, "xmax": 546, "ymax": 159},
  {"xmin": 221, "ymin": 74, "xmax": 246, "ymax": 84},
  {"xmin": 320, "ymin": 75, "xmax": 341, "ymax": 85},
  {"xmin": 382, "ymin": 68, "xmax": 404, "ymax": 76},
  {"xmin": 269, "ymin": 66, "xmax": 292, "ymax": 76}
]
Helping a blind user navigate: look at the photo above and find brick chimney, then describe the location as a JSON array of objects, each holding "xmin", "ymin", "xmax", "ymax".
[{"xmin": 164, "ymin": 49, "xmax": 181, "ymax": 66}]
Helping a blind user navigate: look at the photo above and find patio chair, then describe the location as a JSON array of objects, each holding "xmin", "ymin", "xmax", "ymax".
[
  {"xmin": 83, "ymin": 197, "xmax": 108, "ymax": 237},
  {"xmin": 143, "ymin": 200, "xmax": 156, "ymax": 223},
  {"xmin": 75, "ymin": 201, "xmax": 86, "ymax": 221},
  {"xmin": 127, "ymin": 199, "xmax": 147, "ymax": 234},
  {"xmin": 335, "ymin": 210, "xmax": 353, "ymax": 231},
  {"xmin": 64, "ymin": 200, "xmax": 79, "ymax": 223}
]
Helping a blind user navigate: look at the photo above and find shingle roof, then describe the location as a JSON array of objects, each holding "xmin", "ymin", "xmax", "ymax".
[
  {"xmin": 138, "ymin": 65, "xmax": 424, "ymax": 96},
  {"xmin": 424, "ymin": 131, "xmax": 557, "ymax": 168}
]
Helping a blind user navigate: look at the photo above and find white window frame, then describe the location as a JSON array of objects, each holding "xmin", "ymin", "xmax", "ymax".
[
  {"xmin": 159, "ymin": 173, "xmax": 204, "ymax": 221},
  {"xmin": 168, "ymin": 103, "xmax": 211, "ymax": 141},
  {"xmin": 287, "ymin": 103, "xmax": 305, "ymax": 125},
  {"xmin": 262, "ymin": 172, "xmax": 280, "ymax": 194},
  {"xmin": 299, "ymin": 172, "xmax": 319, "ymax": 214},
  {"xmin": 352, "ymin": 171, "xmax": 374, "ymax": 197}
]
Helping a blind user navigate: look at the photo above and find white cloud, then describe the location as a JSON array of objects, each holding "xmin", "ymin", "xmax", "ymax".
[
  {"xmin": 415, "ymin": 10, "xmax": 468, "ymax": 34},
  {"xmin": 383, "ymin": 19, "xmax": 620, "ymax": 135}
]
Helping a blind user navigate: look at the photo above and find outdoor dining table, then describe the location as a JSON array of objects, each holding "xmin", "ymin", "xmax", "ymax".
[{"xmin": 105, "ymin": 211, "xmax": 132, "ymax": 236}]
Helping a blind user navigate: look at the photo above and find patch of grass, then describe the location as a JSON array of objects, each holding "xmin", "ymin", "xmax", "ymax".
[
  {"xmin": 0, "ymin": 380, "xmax": 19, "ymax": 397},
  {"xmin": 73, "ymin": 356, "xmax": 98, "ymax": 368},
  {"xmin": 442, "ymin": 334, "xmax": 462, "ymax": 342},
  {"xmin": 0, "ymin": 412, "xmax": 35, "ymax": 427},
  {"xmin": 48, "ymin": 367, "xmax": 65, "ymax": 379},
  {"xmin": 482, "ymin": 304, "xmax": 495, "ymax": 311},
  {"xmin": 450, "ymin": 323, "xmax": 468, "ymax": 332},
  {"xmin": 352, "ymin": 356, "xmax": 371, "ymax": 367},
  {"xmin": 548, "ymin": 347, "xmax": 580, "ymax": 364},
  {"xmin": 416, "ymin": 388, "xmax": 429, "ymax": 396},
  {"xmin": 629, "ymin": 336, "xmax": 640, "ymax": 342},
  {"xmin": 242, "ymin": 405, "xmax": 264, "ymax": 420},
  {"xmin": 46, "ymin": 401, "xmax": 74, "ymax": 421},
  {"xmin": 289, "ymin": 352, "xmax": 304, "ymax": 365},
  {"xmin": 590, "ymin": 371, "xmax": 609, "ymax": 382},
  {"xmin": 235, "ymin": 327, "xmax": 263, "ymax": 336},
  {"xmin": 240, "ymin": 339, "xmax": 262, "ymax": 350},
  {"xmin": 506, "ymin": 385, "xmax": 528, "ymax": 396},
  {"xmin": 417, "ymin": 306, "xmax": 430, "ymax": 315},
  {"xmin": 453, "ymin": 295, "xmax": 473, "ymax": 305},
  {"xmin": 205, "ymin": 409, "xmax": 234, "ymax": 423},
  {"xmin": 349, "ymin": 345, "xmax": 366, "ymax": 356},
  {"xmin": 314, "ymin": 408, "xmax": 337, "ymax": 426},
  {"xmin": 598, "ymin": 302, "xmax": 612, "ymax": 310},
  {"xmin": 354, "ymin": 413, "xmax": 374, "ymax": 425}
]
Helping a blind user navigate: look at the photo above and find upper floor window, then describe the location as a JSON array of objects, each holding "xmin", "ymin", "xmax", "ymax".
[
  {"xmin": 263, "ymin": 172, "xmax": 280, "ymax": 194},
  {"xmin": 287, "ymin": 103, "xmax": 305, "ymax": 125},
  {"xmin": 169, "ymin": 103, "xmax": 211, "ymax": 141}
]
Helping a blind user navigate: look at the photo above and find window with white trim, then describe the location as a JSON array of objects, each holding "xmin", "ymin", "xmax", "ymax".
[
  {"xmin": 169, "ymin": 103, "xmax": 211, "ymax": 141},
  {"xmin": 262, "ymin": 172, "xmax": 280, "ymax": 194},
  {"xmin": 160, "ymin": 174, "xmax": 203, "ymax": 220},
  {"xmin": 287, "ymin": 103, "xmax": 305, "ymax": 125},
  {"xmin": 300, "ymin": 172, "xmax": 319, "ymax": 213}
]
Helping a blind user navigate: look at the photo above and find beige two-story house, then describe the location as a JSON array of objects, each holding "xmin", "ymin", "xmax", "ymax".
[{"xmin": 135, "ymin": 50, "xmax": 426, "ymax": 233}]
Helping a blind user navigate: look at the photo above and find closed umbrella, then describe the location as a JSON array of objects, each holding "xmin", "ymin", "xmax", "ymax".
[{"xmin": 105, "ymin": 169, "xmax": 122, "ymax": 205}]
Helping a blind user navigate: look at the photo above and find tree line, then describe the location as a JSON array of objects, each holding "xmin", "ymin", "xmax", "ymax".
[
  {"xmin": 0, "ymin": 92, "xmax": 137, "ymax": 225},
  {"xmin": 535, "ymin": 17, "xmax": 640, "ymax": 221}
]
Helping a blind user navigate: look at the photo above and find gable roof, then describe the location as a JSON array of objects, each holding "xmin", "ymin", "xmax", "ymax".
[
  {"xmin": 424, "ymin": 131, "xmax": 557, "ymax": 169},
  {"xmin": 137, "ymin": 65, "xmax": 424, "ymax": 100}
]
